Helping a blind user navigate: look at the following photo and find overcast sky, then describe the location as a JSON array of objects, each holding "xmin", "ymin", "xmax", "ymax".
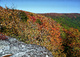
[{"xmin": 0, "ymin": 0, "xmax": 80, "ymax": 13}]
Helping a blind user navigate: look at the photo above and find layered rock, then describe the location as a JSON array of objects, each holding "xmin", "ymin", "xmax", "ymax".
[{"xmin": 0, "ymin": 36, "xmax": 53, "ymax": 57}]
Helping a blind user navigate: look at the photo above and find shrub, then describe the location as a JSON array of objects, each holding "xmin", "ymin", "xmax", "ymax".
[
  {"xmin": 0, "ymin": 33, "xmax": 8, "ymax": 40},
  {"xmin": 62, "ymin": 28, "xmax": 80, "ymax": 57},
  {"xmin": 19, "ymin": 11, "xmax": 28, "ymax": 22},
  {"xmin": 0, "ymin": 26, "xmax": 6, "ymax": 32},
  {"xmin": 36, "ymin": 19, "xmax": 42, "ymax": 25}
]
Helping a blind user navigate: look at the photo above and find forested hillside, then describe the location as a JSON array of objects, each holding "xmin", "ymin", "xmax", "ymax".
[
  {"xmin": 40, "ymin": 13, "xmax": 80, "ymax": 31},
  {"xmin": 0, "ymin": 6, "xmax": 80, "ymax": 57}
]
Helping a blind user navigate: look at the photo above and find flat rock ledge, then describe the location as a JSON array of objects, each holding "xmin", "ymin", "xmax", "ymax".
[{"xmin": 0, "ymin": 36, "xmax": 53, "ymax": 57}]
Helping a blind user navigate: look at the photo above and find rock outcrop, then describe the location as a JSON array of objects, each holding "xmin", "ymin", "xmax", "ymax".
[{"xmin": 0, "ymin": 36, "xmax": 53, "ymax": 57}]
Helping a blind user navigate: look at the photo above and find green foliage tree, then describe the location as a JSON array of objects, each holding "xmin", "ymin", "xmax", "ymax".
[
  {"xmin": 36, "ymin": 19, "xmax": 42, "ymax": 25},
  {"xmin": 19, "ymin": 11, "xmax": 28, "ymax": 22}
]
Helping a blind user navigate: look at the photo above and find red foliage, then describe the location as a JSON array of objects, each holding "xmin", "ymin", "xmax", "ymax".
[
  {"xmin": 0, "ymin": 33, "xmax": 8, "ymax": 40},
  {"xmin": 30, "ymin": 16, "xmax": 36, "ymax": 22}
]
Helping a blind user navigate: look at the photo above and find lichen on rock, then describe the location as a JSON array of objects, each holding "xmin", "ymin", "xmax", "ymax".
[{"xmin": 0, "ymin": 36, "xmax": 53, "ymax": 57}]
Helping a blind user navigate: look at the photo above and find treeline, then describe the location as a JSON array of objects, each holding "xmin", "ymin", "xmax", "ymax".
[{"xmin": 40, "ymin": 13, "xmax": 80, "ymax": 31}]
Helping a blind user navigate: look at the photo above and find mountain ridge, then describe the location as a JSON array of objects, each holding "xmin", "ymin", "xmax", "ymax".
[
  {"xmin": 0, "ymin": 6, "xmax": 80, "ymax": 57},
  {"xmin": 39, "ymin": 13, "xmax": 80, "ymax": 30}
]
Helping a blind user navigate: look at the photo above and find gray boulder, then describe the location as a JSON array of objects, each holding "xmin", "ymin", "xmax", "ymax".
[{"xmin": 0, "ymin": 36, "xmax": 53, "ymax": 57}]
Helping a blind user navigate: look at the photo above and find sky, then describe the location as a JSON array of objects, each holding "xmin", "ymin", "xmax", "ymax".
[{"xmin": 0, "ymin": 0, "xmax": 80, "ymax": 13}]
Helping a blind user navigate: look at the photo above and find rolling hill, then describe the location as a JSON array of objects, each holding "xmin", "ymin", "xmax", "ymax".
[
  {"xmin": 39, "ymin": 13, "xmax": 80, "ymax": 31},
  {"xmin": 0, "ymin": 6, "xmax": 80, "ymax": 57}
]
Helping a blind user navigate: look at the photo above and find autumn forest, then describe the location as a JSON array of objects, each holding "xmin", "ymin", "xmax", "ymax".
[{"xmin": 0, "ymin": 6, "xmax": 80, "ymax": 57}]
